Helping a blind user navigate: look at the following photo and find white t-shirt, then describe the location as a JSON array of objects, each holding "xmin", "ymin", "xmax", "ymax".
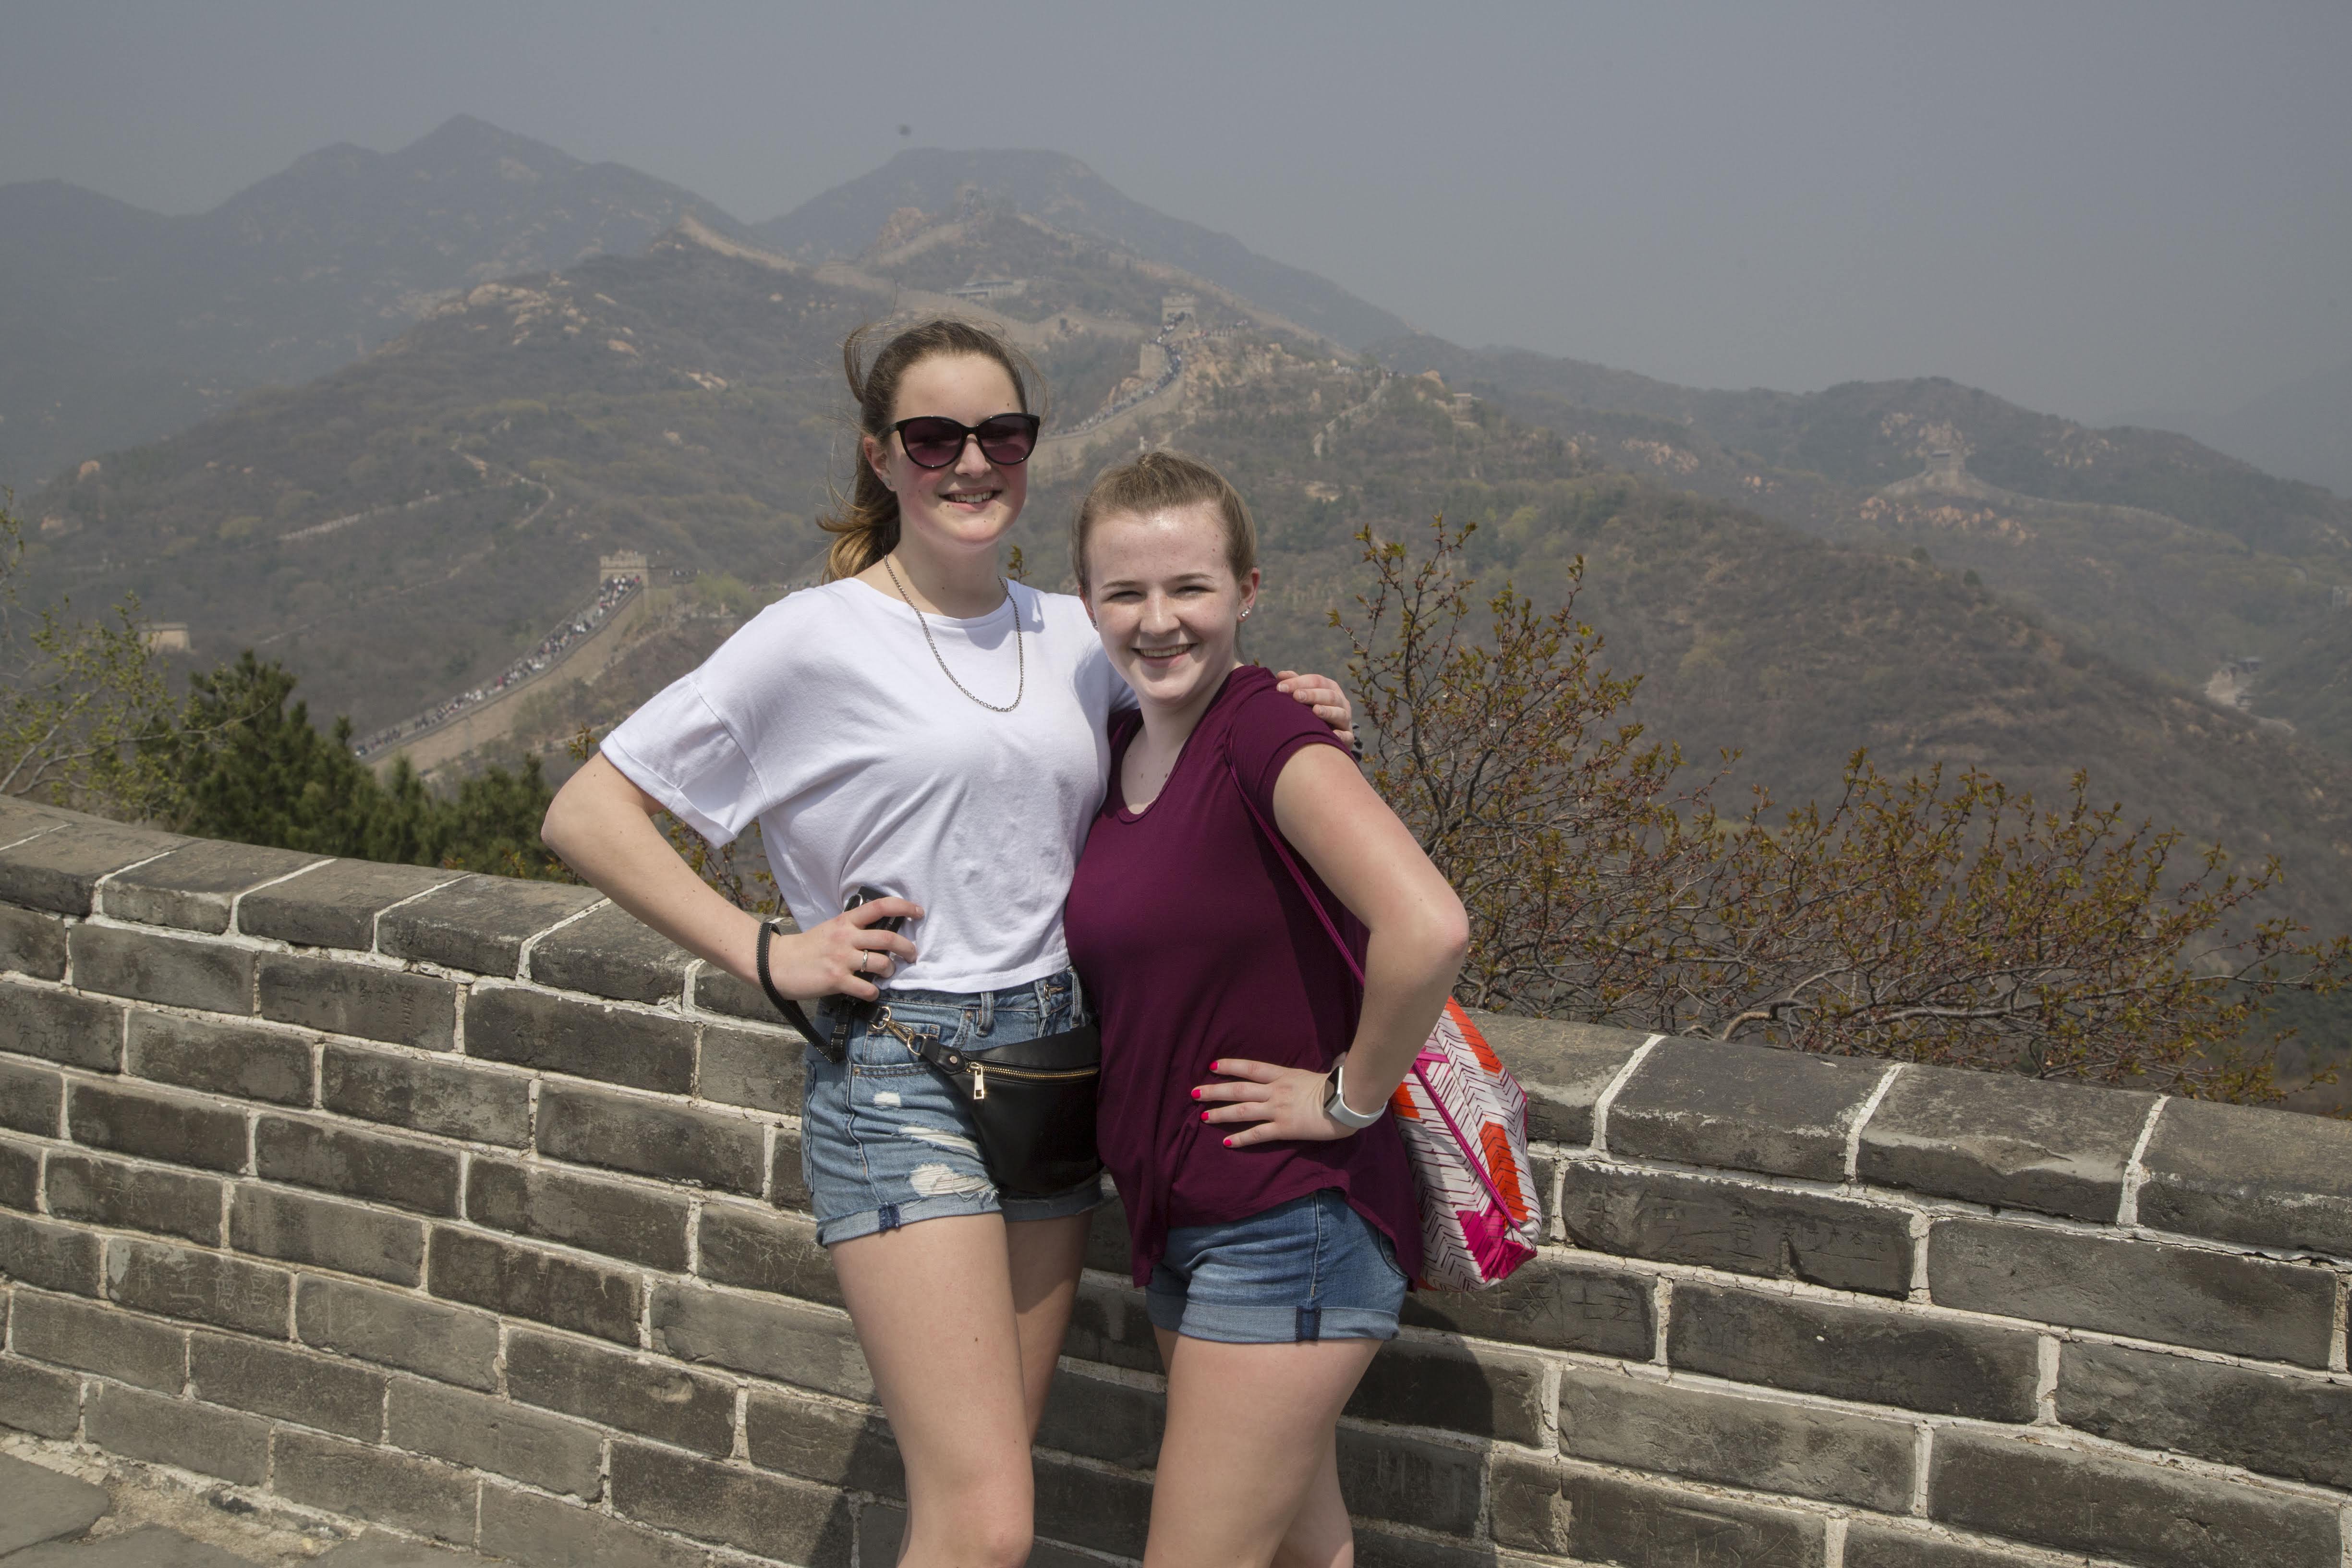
[{"xmin": 600, "ymin": 577, "xmax": 1131, "ymax": 994}]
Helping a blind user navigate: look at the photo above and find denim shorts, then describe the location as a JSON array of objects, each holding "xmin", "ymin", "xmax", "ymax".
[
  {"xmin": 800, "ymin": 969, "xmax": 1106, "ymax": 1247},
  {"xmin": 1147, "ymin": 1190, "xmax": 1406, "ymax": 1344}
]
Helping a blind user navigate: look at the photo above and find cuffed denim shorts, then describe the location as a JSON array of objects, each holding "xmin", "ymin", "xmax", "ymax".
[
  {"xmin": 800, "ymin": 969, "xmax": 1106, "ymax": 1248},
  {"xmin": 1147, "ymin": 1189, "xmax": 1406, "ymax": 1344}
]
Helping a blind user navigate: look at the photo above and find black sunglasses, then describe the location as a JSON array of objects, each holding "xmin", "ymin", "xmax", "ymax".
[{"xmin": 890, "ymin": 413, "xmax": 1043, "ymax": 469}]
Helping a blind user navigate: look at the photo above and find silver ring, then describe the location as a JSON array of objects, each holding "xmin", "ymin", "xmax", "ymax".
[{"xmin": 854, "ymin": 952, "xmax": 869, "ymax": 976}]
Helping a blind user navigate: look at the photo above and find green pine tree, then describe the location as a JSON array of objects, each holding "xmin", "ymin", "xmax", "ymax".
[{"xmin": 147, "ymin": 652, "xmax": 568, "ymax": 879}]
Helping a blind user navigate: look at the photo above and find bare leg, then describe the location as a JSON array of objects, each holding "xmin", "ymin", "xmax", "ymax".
[
  {"xmin": 1144, "ymin": 1328, "xmax": 1380, "ymax": 1568},
  {"xmin": 1273, "ymin": 1428, "xmax": 1354, "ymax": 1568},
  {"xmin": 1006, "ymin": 1211, "xmax": 1091, "ymax": 1434},
  {"xmin": 832, "ymin": 1214, "xmax": 1041, "ymax": 1568}
]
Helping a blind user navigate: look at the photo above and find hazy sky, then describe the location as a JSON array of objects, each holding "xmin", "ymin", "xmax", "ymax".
[{"xmin": 6, "ymin": 1, "xmax": 2348, "ymax": 423}]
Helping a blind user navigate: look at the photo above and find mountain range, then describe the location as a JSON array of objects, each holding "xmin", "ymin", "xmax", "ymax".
[
  {"xmin": 13, "ymin": 118, "xmax": 2348, "ymax": 727},
  {"xmin": 1375, "ymin": 336, "xmax": 2352, "ymax": 711},
  {"xmin": 747, "ymin": 146, "xmax": 1409, "ymax": 351},
  {"xmin": 2127, "ymin": 356, "xmax": 2352, "ymax": 500},
  {"xmin": 13, "ymin": 117, "xmax": 2352, "ymax": 981},
  {"xmin": 0, "ymin": 121, "xmax": 1407, "ymax": 488},
  {"xmin": 0, "ymin": 116, "xmax": 769, "ymax": 488}
]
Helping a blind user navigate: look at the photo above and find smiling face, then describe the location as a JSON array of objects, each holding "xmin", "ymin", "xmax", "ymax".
[
  {"xmin": 862, "ymin": 353, "xmax": 1029, "ymax": 562},
  {"xmin": 1084, "ymin": 502, "xmax": 1261, "ymax": 714}
]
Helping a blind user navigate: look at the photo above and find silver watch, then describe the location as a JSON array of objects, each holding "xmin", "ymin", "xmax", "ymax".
[{"xmin": 1321, "ymin": 1057, "xmax": 1385, "ymax": 1130}]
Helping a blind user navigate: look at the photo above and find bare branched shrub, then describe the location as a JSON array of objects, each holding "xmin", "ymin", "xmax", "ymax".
[
  {"xmin": 1342, "ymin": 516, "xmax": 2345, "ymax": 1101},
  {"xmin": 0, "ymin": 499, "xmax": 179, "ymax": 818}
]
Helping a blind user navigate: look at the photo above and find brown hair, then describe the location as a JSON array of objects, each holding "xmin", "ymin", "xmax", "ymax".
[
  {"xmin": 1071, "ymin": 449, "xmax": 1258, "ymax": 591},
  {"xmin": 817, "ymin": 318, "xmax": 1042, "ymax": 582}
]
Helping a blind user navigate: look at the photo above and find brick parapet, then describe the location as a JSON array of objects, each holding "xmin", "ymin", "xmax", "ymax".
[{"xmin": 0, "ymin": 802, "xmax": 2346, "ymax": 1568}]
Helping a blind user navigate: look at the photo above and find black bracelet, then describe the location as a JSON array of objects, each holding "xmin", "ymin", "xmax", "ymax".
[
  {"xmin": 753, "ymin": 920, "xmax": 790, "ymax": 1012},
  {"xmin": 754, "ymin": 920, "xmax": 823, "ymax": 1048}
]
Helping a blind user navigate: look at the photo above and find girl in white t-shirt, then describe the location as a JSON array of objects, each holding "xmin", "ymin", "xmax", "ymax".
[{"xmin": 542, "ymin": 318, "xmax": 1351, "ymax": 1568}]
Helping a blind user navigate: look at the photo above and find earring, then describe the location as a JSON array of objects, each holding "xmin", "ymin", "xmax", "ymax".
[{"xmin": 1239, "ymin": 605, "xmax": 1252, "ymax": 620}]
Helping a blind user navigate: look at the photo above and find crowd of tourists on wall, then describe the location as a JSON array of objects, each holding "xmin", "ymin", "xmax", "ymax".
[{"xmin": 350, "ymin": 571, "xmax": 642, "ymax": 757}]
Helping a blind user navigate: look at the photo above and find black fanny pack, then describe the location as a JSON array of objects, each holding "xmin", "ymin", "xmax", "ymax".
[
  {"xmin": 754, "ymin": 920, "xmax": 1101, "ymax": 1197},
  {"xmin": 896, "ymin": 1021, "xmax": 1103, "ymax": 1197}
]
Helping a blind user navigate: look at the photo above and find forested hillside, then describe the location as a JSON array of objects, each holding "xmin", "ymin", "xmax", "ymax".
[
  {"xmin": 1377, "ymin": 336, "xmax": 2352, "ymax": 743},
  {"xmin": 21, "ymin": 113, "xmax": 2350, "ymax": 765},
  {"xmin": 0, "ymin": 124, "xmax": 1416, "ymax": 491},
  {"xmin": 32, "ymin": 215, "xmax": 2352, "ymax": 950},
  {"xmin": 1029, "ymin": 350, "xmax": 2352, "ymax": 934},
  {"xmin": 17, "ymin": 238, "xmax": 859, "ymax": 728},
  {"xmin": 0, "ymin": 116, "xmax": 757, "ymax": 484}
]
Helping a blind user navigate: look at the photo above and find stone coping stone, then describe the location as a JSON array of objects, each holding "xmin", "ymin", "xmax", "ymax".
[
  {"xmin": 0, "ymin": 820, "xmax": 185, "ymax": 915},
  {"xmin": 2137, "ymin": 1095, "xmax": 2352, "ymax": 1257},
  {"xmin": 0, "ymin": 798, "xmax": 75, "ymax": 845},
  {"xmin": 0, "ymin": 1452, "xmax": 111, "ymax": 1555},
  {"xmin": 1467, "ymin": 1012, "xmax": 1645, "ymax": 1145},
  {"xmin": 377, "ymin": 875, "xmax": 604, "ymax": 976},
  {"xmin": 238, "ymin": 862, "xmax": 464, "ymax": 950},
  {"xmin": 102, "ymin": 839, "xmax": 326, "ymax": 934},
  {"xmin": 1607, "ymin": 1036, "xmax": 1885, "ymax": 1179},
  {"xmin": 528, "ymin": 899, "xmax": 694, "ymax": 1002},
  {"xmin": 1857, "ymin": 1063, "xmax": 2155, "ymax": 1221}
]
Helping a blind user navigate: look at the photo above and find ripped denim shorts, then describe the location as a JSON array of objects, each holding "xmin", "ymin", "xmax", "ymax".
[{"xmin": 800, "ymin": 968, "xmax": 1106, "ymax": 1248}]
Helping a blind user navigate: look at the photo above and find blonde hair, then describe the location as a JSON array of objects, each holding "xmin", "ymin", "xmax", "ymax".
[
  {"xmin": 1070, "ymin": 449, "xmax": 1258, "ymax": 590},
  {"xmin": 817, "ymin": 318, "xmax": 1042, "ymax": 582}
]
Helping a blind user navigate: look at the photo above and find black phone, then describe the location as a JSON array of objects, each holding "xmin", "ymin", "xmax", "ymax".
[
  {"xmin": 836, "ymin": 886, "xmax": 908, "ymax": 1013},
  {"xmin": 844, "ymin": 885, "xmax": 908, "ymax": 935}
]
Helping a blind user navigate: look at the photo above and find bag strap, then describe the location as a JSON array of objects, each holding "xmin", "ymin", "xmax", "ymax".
[
  {"xmin": 1229, "ymin": 751, "xmax": 1530, "ymax": 1227},
  {"xmin": 1226, "ymin": 751, "xmax": 1367, "ymax": 987}
]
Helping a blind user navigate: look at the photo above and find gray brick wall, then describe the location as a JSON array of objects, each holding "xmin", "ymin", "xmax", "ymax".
[{"xmin": 0, "ymin": 806, "xmax": 2346, "ymax": 1568}]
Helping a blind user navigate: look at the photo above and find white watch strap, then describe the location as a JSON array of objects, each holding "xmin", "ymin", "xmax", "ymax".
[{"xmin": 1324, "ymin": 1058, "xmax": 1385, "ymax": 1130}]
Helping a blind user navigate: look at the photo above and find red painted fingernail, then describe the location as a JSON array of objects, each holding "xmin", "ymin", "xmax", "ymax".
[
  {"xmin": 1199, "ymin": 1111, "xmax": 1210, "ymax": 1122},
  {"xmin": 1190, "ymin": 1088, "xmax": 1201, "ymax": 1100},
  {"xmin": 1223, "ymin": 1137, "xmax": 1234, "ymax": 1148}
]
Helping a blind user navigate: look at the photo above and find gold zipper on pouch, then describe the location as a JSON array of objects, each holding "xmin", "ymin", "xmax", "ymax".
[{"xmin": 970, "ymin": 1063, "xmax": 1099, "ymax": 1098}]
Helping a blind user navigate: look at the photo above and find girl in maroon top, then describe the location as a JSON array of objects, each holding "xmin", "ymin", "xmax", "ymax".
[{"xmin": 1064, "ymin": 452, "xmax": 1469, "ymax": 1568}]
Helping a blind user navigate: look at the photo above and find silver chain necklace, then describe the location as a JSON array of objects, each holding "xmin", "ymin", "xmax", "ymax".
[{"xmin": 880, "ymin": 554, "xmax": 1024, "ymax": 713}]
